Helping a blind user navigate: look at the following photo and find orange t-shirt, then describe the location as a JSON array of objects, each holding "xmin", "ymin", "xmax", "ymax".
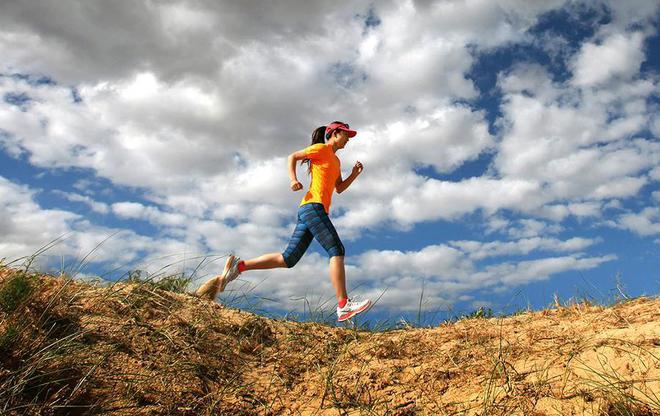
[{"xmin": 300, "ymin": 143, "xmax": 340, "ymax": 214}]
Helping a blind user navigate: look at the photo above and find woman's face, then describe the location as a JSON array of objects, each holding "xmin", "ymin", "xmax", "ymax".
[{"xmin": 334, "ymin": 130, "xmax": 350, "ymax": 149}]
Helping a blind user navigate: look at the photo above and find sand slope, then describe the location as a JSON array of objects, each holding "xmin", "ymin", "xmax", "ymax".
[{"xmin": 0, "ymin": 268, "xmax": 658, "ymax": 415}]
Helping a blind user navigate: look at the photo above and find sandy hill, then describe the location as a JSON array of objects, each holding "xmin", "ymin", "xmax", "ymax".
[{"xmin": 0, "ymin": 267, "xmax": 658, "ymax": 415}]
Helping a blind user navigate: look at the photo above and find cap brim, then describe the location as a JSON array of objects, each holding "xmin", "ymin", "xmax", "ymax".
[{"xmin": 345, "ymin": 129, "xmax": 357, "ymax": 137}]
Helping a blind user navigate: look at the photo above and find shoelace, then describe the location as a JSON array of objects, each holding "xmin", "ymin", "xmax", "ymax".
[{"xmin": 345, "ymin": 298, "xmax": 368, "ymax": 308}]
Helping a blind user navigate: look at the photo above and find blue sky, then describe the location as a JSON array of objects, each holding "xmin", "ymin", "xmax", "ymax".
[{"xmin": 0, "ymin": 1, "xmax": 658, "ymax": 325}]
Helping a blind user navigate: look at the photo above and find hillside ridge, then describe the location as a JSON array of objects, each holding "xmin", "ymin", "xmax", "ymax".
[{"xmin": 0, "ymin": 268, "xmax": 658, "ymax": 415}]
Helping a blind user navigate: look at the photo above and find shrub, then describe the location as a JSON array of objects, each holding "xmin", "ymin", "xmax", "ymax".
[{"xmin": 0, "ymin": 272, "xmax": 34, "ymax": 313}]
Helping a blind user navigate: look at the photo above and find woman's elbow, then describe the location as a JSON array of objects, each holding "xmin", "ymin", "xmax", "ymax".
[{"xmin": 288, "ymin": 154, "xmax": 299, "ymax": 165}]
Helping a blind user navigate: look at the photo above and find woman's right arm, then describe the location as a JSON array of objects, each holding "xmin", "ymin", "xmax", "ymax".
[{"xmin": 288, "ymin": 149, "xmax": 308, "ymax": 191}]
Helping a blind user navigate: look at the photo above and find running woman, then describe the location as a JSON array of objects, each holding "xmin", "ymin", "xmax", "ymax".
[{"xmin": 196, "ymin": 122, "xmax": 372, "ymax": 322}]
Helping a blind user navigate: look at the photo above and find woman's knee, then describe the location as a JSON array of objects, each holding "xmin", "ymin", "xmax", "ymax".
[
  {"xmin": 328, "ymin": 243, "xmax": 345, "ymax": 258},
  {"xmin": 281, "ymin": 252, "xmax": 300, "ymax": 268},
  {"xmin": 329, "ymin": 255, "xmax": 345, "ymax": 264}
]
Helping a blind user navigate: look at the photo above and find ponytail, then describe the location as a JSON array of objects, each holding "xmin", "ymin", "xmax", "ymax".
[
  {"xmin": 312, "ymin": 126, "xmax": 326, "ymax": 145},
  {"xmin": 302, "ymin": 126, "xmax": 327, "ymax": 174}
]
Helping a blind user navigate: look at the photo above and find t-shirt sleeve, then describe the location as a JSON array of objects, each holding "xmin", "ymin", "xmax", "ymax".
[{"xmin": 304, "ymin": 144, "xmax": 326, "ymax": 161}]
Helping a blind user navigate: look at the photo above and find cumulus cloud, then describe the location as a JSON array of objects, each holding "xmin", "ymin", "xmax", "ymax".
[
  {"xmin": 0, "ymin": 176, "xmax": 77, "ymax": 260},
  {"xmin": 0, "ymin": 175, "xmax": 187, "ymax": 268},
  {"xmin": 0, "ymin": 73, "xmax": 233, "ymax": 191},
  {"xmin": 571, "ymin": 31, "xmax": 646, "ymax": 87},
  {"xmin": 2, "ymin": 0, "xmax": 655, "ymax": 239},
  {"xmin": 391, "ymin": 177, "xmax": 542, "ymax": 225},
  {"xmin": 0, "ymin": 0, "xmax": 657, "ymax": 314},
  {"xmin": 493, "ymin": 62, "xmax": 658, "ymax": 224}
]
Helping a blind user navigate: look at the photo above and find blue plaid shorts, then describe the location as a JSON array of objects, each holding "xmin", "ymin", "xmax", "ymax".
[{"xmin": 281, "ymin": 203, "xmax": 345, "ymax": 267}]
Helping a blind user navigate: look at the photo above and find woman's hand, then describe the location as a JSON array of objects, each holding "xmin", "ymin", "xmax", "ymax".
[
  {"xmin": 352, "ymin": 161, "xmax": 364, "ymax": 176},
  {"xmin": 290, "ymin": 180, "xmax": 303, "ymax": 191}
]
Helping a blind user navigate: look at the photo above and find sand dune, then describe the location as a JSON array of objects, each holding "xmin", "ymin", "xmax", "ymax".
[{"xmin": 0, "ymin": 268, "xmax": 658, "ymax": 415}]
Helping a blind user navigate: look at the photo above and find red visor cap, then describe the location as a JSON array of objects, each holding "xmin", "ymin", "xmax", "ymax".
[{"xmin": 325, "ymin": 122, "xmax": 357, "ymax": 138}]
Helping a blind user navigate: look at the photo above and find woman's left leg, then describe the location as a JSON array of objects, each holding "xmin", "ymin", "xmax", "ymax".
[
  {"xmin": 302, "ymin": 206, "xmax": 371, "ymax": 321},
  {"xmin": 300, "ymin": 203, "xmax": 348, "ymax": 302},
  {"xmin": 329, "ymin": 255, "xmax": 348, "ymax": 301}
]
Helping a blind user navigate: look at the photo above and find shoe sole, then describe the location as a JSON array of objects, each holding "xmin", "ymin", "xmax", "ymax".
[{"xmin": 337, "ymin": 301, "xmax": 372, "ymax": 322}]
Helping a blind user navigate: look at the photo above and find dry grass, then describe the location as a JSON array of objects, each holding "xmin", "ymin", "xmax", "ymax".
[{"xmin": 0, "ymin": 265, "xmax": 658, "ymax": 415}]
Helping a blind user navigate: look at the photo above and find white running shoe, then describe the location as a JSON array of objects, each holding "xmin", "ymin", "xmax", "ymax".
[
  {"xmin": 194, "ymin": 254, "xmax": 237, "ymax": 300},
  {"xmin": 224, "ymin": 255, "xmax": 242, "ymax": 284},
  {"xmin": 337, "ymin": 298, "xmax": 372, "ymax": 322}
]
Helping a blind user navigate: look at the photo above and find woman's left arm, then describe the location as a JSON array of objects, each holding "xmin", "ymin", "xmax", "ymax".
[{"xmin": 336, "ymin": 161, "xmax": 363, "ymax": 194}]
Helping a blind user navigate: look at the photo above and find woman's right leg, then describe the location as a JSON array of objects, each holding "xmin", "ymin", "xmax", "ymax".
[
  {"xmin": 243, "ymin": 253, "xmax": 287, "ymax": 270},
  {"xmin": 244, "ymin": 210, "xmax": 314, "ymax": 271},
  {"xmin": 197, "ymin": 213, "xmax": 311, "ymax": 298}
]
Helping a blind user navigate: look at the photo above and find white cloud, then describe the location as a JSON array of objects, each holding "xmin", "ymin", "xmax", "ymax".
[
  {"xmin": 357, "ymin": 244, "xmax": 467, "ymax": 280},
  {"xmin": 602, "ymin": 1, "xmax": 660, "ymax": 31},
  {"xmin": 336, "ymin": 244, "xmax": 613, "ymax": 312},
  {"xmin": 506, "ymin": 218, "xmax": 564, "ymax": 238},
  {"xmin": 112, "ymin": 201, "xmax": 187, "ymax": 228},
  {"xmin": 485, "ymin": 216, "xmax": 511, "ymax": 235},
  {"xmin": 0, "ymin": 176, "xmax": 191, "ymax": 269},
  {"xmin": 52, "ymin": 190, "xmax": 110, "ymax": 214},
  {"xmin": 481, "ymin": 254, "xmax": 617, "ymax": 286},
  {"xmin": 0, "ymin": 176, "xmax": 78, "ymax": 260},
  {"xmin": 651, "ymin": 117, "xmax": 660, "ymax": 140},
  {"xmin": 352, "ymin": 106, "xmax": 495, "ymax": 174},
  {"xmin": 449, "ymin": 237, "xmax": 597, "ymax": 260},
  {"xmin": 496, "ymin": 90, "xmax": 656, "ymax": 189},
  {"xmin": 158, "ymin": 3, "xmax": 216, "ymax": 36},
  {"xmin": 1, "ymin": 0, "xmax": 655, "ymax": 239},
  {"xmin": 492, "ymin": 63, "xmax": 658, "ymax": 230},
  {"xmin": 571, "ymin": 31, "xmax": 645, "ymax": 87},
  {"xmin": 389, "ymin": 177, "xmax": 542, "ymax": 225},
  {"xmin": 0, "ymin": 180, "xmax": 258, "ymax": 290},
  {"xmin": 616, "ymin": 207, "xmax": 660, "ymax": 236},
  {"xmin": 649, "ymin": 166, "xmax": 660, "ymax": 181}
]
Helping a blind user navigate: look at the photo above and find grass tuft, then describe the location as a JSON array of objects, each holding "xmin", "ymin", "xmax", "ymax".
[
  {"xmin": 0, "ymin": 271, "xmax": 35, "ymax": 313},
  {"xmin": 0, "ymin": 323, "xmax": 18, "ymax": 353},
  {"xmin": 124, "ymin": 269, "xmax": 192, "ymax": 294}
]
